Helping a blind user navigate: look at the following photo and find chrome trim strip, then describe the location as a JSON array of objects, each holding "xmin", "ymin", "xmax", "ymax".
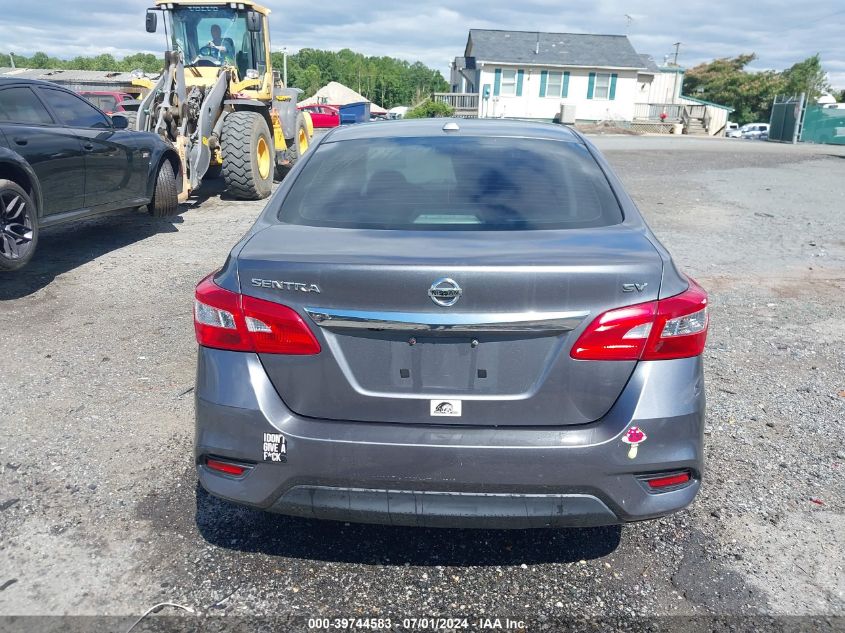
[{"xmin": 305, "ymin": 307, "xmax": 589, "ymax": 333}]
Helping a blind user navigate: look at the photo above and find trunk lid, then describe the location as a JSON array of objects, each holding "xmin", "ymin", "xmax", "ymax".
[{"xmin": 239, "ymin": 224, "xmax": 663, "ymax": 426}]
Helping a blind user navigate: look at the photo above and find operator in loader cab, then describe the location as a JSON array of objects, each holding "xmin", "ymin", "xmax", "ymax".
[{"xmin": 208, "ymin": 24, "xmax": 235, "ymax": 63}]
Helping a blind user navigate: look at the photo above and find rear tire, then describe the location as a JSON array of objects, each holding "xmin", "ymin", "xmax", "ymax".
[
  {"xmin": 147, "ymin": 160, "xmax": 178, "ymax": 217},
  {"xmin": 221, "ymin": 111, "xmax": 274, "ymax": 200},
  {"xmin": 0, "ymin": 180, "xmax": 38, "ymax": 272}
]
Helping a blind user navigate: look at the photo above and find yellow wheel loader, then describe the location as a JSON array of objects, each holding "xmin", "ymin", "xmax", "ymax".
[{"xmin": 135, "ymin": 1, "xmax": 313, "ymax": 200}]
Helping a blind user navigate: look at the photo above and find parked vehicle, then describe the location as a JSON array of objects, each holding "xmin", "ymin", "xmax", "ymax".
[
  {"xmin": 299, "ymin": 102, "xmax": 371, "ymax": 127},
  {"xmin": 79, "ymin": 90, "xmax": 136, "ymax": 115},
  {"xmin": 725, "ymin": 122, "xmax": 741, "ymax": 137},
  {"xmin": 388, "ymin": 106, "xmax": 409, "ymax": 119},
  {"xmin": 298, "ymin": 105, "xmax": 340, "ymax": 128},
  {"xmin": 193, "ymin": 118, "xmax": 710, "ymax": 529},
  {"xmin": 740, "ymin": 123, "xmax": 769, "ymax": 140},
  {"xmin": 0, "ymin": 78, "xmax": 181, "ymax": 271}
]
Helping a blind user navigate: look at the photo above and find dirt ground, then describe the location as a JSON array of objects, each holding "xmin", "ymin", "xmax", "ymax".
[{"xmin": 0, "ymin": 135, "xmax": 843, "ymax": 631}]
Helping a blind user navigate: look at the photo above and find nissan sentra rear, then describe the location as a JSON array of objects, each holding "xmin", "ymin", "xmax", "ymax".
[{"xmin": 193, "ymin": 118, "xmax": 708, "ymax": 528}]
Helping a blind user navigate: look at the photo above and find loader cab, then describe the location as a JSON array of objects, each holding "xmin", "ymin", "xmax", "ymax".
[{"xmin": 155, "ymin": 2, "xmax": 271, "ymax": 87}]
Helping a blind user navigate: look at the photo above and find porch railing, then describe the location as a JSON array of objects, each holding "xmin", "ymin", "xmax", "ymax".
[
  {"xmin": 634, "ymin": 103, "xmax": 682, "ymax": 121},
  {"xmin": 432, "ymin": 93, "xmax": 479, "ymax": 112}
]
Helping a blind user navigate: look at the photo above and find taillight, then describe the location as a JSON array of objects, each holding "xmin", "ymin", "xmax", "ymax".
[
  {"xmin": 640, "ymin": 470, "xmax": 692, "ymax": 490},
  {"xmin": 194, "ymin": 273, "xmax": 321, "ymax": 355},
  {"xmin": 205, "ymin": 457, "xmax": 252, "ymax": 476},
  {"xmin": 571, "ymin": 278, "xmax": 708, "ymax": 361}
]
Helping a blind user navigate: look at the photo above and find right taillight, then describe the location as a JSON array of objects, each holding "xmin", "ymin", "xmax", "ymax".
[
  {"xmin": 571, "ymin": 278, "xmax": 708, "ymax": 361},
  {"xmin": 194, "ymin": 273, "xmax": 321, "ymax": 355}
]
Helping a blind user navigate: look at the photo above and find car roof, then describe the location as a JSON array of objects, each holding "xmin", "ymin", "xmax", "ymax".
[
  {"xmin": 0, "ymin": 77, "xmax": 70, "ymax": 89},
  {"xmin": 322, "ymin": 117, "xmax": 584, "ymax": 143}
]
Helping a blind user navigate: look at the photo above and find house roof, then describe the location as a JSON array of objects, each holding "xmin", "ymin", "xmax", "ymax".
[
  {"xmin": 0, "ymin": 67, "xmax": 140, "ymax": 83},
  {"xmin": 465, "ymin": 29, "xmax": 645, "ymax": 69},
  {"xmin": 638, "ymin": 54, "xmax": 660, "ymax": 73},
  {"xmin": 299, "ymin": 81, "xmax": 386, "ymax": 114}
]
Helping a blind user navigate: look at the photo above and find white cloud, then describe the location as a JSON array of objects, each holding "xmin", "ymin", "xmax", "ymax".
[{"xmin": 5, "ymin": 0, "xmax": 844, "ymax": 88}]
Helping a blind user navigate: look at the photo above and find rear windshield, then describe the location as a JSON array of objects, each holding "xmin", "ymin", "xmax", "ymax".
[{"xmin": 275, "ymin": 136, "xmax": 623, "ymax": 230}]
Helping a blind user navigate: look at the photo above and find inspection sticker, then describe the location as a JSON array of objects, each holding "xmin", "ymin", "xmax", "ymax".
[
  {"xmin": 262, "ymin": 432, "xmax": 287, "ymax": 462},
  {"xmin": 430, "ymin": 399, "xmax": 462, "ymax": 417}
]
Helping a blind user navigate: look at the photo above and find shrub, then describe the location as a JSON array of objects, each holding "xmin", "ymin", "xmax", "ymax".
[{"xmin": 405, "ymin": 100, "xmax": 454, "ymax": 119}]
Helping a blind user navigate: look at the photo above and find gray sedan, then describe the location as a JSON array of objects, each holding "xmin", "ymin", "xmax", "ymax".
[{"xmin": 192, "ymin": 118, "xmax": 709, "ymax": 528}]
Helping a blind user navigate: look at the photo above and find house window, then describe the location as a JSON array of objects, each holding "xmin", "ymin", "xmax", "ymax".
[
  {"xmin": 500, "ymin": 69, "xmax": 517, "ymax": 96},
  {"xmin": 593, "ymin": 73, "xmax": 612, "ymax": 99},
  {"xmin": 546, "ymin": 72, "xmax": 564, "ymax": 98}
]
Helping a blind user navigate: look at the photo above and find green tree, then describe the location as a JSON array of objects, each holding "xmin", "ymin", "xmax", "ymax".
[
  {"xmin": 29, "ymin": 52, "xmax": 54, "ymax": 68},
  {"xmin": 781, "ymin": 54, "xmax": 831, "ymax": 103},
  {"xmin": 91, "ymin": 54, "xmax": 118, "ymax": 72},
  {"xmin": 684, "ymin": 54, "xmax": 785, "ymax": 124},
  {"xmin": 120, "ymin": 53, "xmax": 163, "ymax": 73},
  {"xmin": 684, "ymin": 53, "xmax": 836, "ymax": 123},
  {"xmin": 295, "ymin": 64, "xmax": 323, "ymax": 97}
]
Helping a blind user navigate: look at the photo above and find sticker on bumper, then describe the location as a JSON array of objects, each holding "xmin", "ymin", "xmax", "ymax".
[
  {"xmin": 263, "ymin": 432, "xmax": 287, "ymax": 462},
  {"xmin": 622, "ymin": 426, "xmax": 647, "ymax": 459},
  {"xmin": 431, "ymin": 399, "xmax": 461, "ymax": 417}
]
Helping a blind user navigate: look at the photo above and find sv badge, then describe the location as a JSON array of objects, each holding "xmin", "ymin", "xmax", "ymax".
[{"xmin": 622, "ymin": 283, "xmax": 648, "ymax": 293}]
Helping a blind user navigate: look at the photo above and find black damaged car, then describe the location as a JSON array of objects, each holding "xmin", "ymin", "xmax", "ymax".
[{"xmin": 0, "ymin": 78, "xmax": 181, "ymax": 271}]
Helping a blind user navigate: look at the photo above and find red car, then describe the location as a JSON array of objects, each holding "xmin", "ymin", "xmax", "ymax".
[
  {"xmin": 78, "ymin": 91, "xmax": 136, "ymax": 115},
  {"xmin": 298, "ymin": 104, "xmax": 340, "ymax": 128}
]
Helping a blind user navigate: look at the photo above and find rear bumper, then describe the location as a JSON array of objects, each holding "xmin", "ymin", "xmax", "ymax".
[{"xmin": 195, "ymin": 348, "xmax": 705, "ymax": 528}]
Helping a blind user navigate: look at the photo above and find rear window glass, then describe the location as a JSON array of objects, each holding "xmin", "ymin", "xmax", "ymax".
[
  {"xmin": 0, "ymin": 87, "xmax": 54, "ymax": 125},
  {"xmin": 85, "ymin": 94, "xmax": 117, "ymax": 111},
  {"xmin": 275, "ymin": 136, "xmax": 622, "ymax": 231}
]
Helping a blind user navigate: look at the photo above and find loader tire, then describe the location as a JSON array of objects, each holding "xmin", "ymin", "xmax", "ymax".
[
  {"xmin": 276, "ymin": 113, "xmax": 310, "ymax": 179},
  {"xmin": 284, "ymin": 113, "xmax": 311, "ymax": 165},
  {"xmin": 221, "ymin": 111, "xmax": 274, "ymax": 200}
]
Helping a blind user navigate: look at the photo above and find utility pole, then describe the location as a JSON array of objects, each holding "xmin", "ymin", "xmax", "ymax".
[
  {"xmin": 282, "ymin": 47, "xmax": 288, "ymax": 87},
  {"xmin": 671, "ymin": 42, "xmax": 682, "ymax": 104},
  {"xmin": 9, "ymin": 52, "xmax": 15, "ymax": 69}
]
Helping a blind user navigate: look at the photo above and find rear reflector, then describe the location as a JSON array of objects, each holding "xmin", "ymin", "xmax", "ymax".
[
  {"xmin": 194, "ymin": 273, "xmax": 321, "ymax": 355},
  {"xmin": 644, "ymin": 471, "xmax": 691, "ymax": 489},
  {"xmin": 205, "ymin": 458, "xmax": 249, "ymax": 476},
  {"xmin": 571, "ymin": 278, "xmax": 708, "ymax": 361}
]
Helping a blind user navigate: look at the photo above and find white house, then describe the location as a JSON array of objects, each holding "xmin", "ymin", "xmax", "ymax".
[
  {"xmin": 444, "ymin": 30, "xmax": 733, "ymax": 134},
  {"xmin": 449, "ymin": 29, "xmax": 654, "ymax": 122}
]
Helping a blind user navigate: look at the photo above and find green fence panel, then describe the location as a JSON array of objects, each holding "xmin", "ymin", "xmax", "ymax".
[
  {"xmin": 770, "ymin": 103, "xmax": 787, "ymax": 140},
  {"xmin": 769, "ymin": 101, "xmax": 799, "ymax": 142},
  {"xmin": 802, "ymin": 105, "xmax": 845, "ymax": 145}
]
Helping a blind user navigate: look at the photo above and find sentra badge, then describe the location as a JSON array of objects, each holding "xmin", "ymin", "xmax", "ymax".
[{"xmin": 252, "ymin": 278, "xmax": 321, "ymax": 293}]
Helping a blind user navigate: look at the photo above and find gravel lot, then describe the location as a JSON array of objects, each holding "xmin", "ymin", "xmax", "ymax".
[{"xmin": 1, "ymin": 135, "xmax": 843, "ymax": 630}]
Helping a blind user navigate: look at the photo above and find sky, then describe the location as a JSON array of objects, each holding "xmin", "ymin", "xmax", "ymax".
[{"xmin": 5, "ymin": 1, "xmax": 845, "ymax": 89}]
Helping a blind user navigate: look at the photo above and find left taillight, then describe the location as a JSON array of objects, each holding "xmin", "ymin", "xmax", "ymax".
[
  {"xmin": 193, "ymin": 273, "xmax": 321, "ymax": 355},
  {"xmin": 571, "ymin": 278, "xmax": 709, "ymax": 361}
]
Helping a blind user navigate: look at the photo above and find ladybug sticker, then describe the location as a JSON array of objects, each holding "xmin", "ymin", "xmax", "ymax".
[{"xmin": 622, "ymin": 426, "xmax": 647, "ymax": 459}]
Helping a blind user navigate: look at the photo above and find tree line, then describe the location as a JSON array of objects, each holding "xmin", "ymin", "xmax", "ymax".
[
  {"xmin": 0, "ymin": 49, "xmax": 448, "ymax": 109},
  {"xmin": 684, "ymin": 53, "xmax": 840, "ymax": 125},
  {"xmin": 271, "ymin": 49, "xmax": 449, "ymax": 109},
  {"xmin": 1, "ymin": 51, "xmax": 164, "ymax": 74}
]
